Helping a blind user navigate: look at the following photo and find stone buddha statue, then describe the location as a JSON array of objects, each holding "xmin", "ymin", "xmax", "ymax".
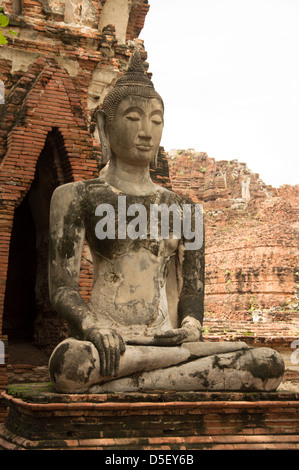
[{"xmin": 48, "ymin": 51, "xmax": 284, "ymax": 394}]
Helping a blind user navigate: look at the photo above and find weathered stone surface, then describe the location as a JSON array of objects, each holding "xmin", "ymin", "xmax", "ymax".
[
  {"xmin": 64, "ymin": 0, "xmax": 98, "ymax": 28},
  {"xmin": 93, "ymin": 346, "xmax": 284, "ymax": 393}
]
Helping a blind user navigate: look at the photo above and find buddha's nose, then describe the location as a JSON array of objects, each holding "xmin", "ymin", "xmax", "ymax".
[{"xmin": 138, "ymin": 119, "xmax": 152, "ymax": 139}]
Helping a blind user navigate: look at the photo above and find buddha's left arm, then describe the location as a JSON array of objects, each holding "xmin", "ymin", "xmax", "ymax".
[
  {"xmin": 154, "ymin": 202, "xmax": 204, "ymax": 345},
  {"xmin": 178, "ymin": 202, "xmax": 205, "ymax": 336}
]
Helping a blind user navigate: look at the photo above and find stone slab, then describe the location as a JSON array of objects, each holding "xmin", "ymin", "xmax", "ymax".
[{"xmin": 0, "ymin": 383, "xmax": 299, "ymax": 449}]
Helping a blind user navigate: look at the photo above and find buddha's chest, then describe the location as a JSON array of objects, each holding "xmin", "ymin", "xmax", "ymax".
[{"xmin": 83, "ymin": 186, "xmax": 182, "ymax": 260}]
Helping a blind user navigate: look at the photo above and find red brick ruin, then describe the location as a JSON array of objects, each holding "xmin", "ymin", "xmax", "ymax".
[{"xmin": 0, "ymin": 0, "xmax": 298, "ymax": 424}]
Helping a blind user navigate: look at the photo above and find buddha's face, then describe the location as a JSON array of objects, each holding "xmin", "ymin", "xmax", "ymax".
[{"xmin": 107, "ymin": 95, "xmax": 164, "ymax": 167}]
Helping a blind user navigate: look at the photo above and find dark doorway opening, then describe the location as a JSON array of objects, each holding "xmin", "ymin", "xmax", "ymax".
[
  {"xmin": 3, "ymin": 129, "xmax": 71, "ymax": 363},
  {"xmin": 3, "ymin": 194, "xmax": 37, "ymax": 341}
]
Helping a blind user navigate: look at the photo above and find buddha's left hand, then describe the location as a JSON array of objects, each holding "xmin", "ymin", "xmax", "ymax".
[{"xmin": 153, "ymin": 318, "xmax": 201, "ymax": 345}]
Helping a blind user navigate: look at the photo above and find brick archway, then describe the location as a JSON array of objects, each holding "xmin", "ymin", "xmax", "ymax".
[
  {"xmin": 3, "ymin": 128, "xmax": 74, "ymax": 350},
  {"xmin": 0, "ymin": 57, "xmax": 99, "ymax": 351}
]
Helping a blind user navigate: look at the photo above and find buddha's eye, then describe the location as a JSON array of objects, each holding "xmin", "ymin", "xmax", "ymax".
[
  {"xmin": 125, "ymin": 113, "xmax": 140, "ymax": 122},
  {"xmin": 151, "ymin": 115, "xmax": 163, "ymax": 125}
]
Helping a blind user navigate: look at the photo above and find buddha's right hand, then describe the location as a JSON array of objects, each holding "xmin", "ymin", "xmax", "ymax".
[{"xmin": 84, "ymin": 327, "xmax": 126, "ymax": 377}]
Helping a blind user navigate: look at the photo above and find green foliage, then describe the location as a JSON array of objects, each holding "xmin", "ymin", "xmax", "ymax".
[
  {"xmin": 0, "ymin": 32, "xmax": 7, "ymax": 44},
  {"xmin": 201, "ymin": 327, "xmax": 210, "ymax": 335},
  {"xmin": 240, "ymin": 330, "xmax": 254, "ymax": 337},
  {"xmin": 0, "ymin": 11, "xmax": 9, "ymax": 27},
  {"xmin": 248, "ymin": 295, "xmax": 258, "ymax": 312},
  {"xmin": 0, "ymin": 6, "xmax": 18, "ymax": 44}
]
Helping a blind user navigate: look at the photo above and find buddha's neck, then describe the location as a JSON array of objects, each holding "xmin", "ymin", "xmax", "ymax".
[{"xmin": 102, "ymin": 159, "xmax": 156, "ymax": 196}]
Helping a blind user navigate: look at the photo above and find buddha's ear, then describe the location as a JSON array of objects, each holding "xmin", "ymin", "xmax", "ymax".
[{"xmin": 96, "ymin": 109, "xmax": 111, "ymax": 165}]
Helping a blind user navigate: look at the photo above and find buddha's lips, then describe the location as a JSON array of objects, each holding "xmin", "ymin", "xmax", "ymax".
[{"xmin": 136, "ymin": 144, "xmax": 153, "ymax": 151}]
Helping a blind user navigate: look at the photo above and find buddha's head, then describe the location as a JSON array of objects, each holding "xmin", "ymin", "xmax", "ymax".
[{"xmin": 96, "ymin": 50, "xmax": 164, "ymax": 168}]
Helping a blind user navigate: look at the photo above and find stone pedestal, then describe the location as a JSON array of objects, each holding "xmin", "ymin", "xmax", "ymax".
[{"xmin": 0, "ymin": 383, "xmax": 299, "ymax": 450}]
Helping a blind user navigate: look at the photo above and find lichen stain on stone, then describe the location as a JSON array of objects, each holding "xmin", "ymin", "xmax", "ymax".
[
  {"xmin": 83, "ymin": 344, "xmax": 97, "ymax": 383},
  {"xmin": 189, "ymin": 369, "xmax": 209, "ymax": 388},
  {"xmin": 57, "ymin": 237, "xmax": 76, "ymax": 260},
  {"xmin": 64, "ymin": 343, "xmax": 96, "ymax": 384},
  {"xmin": 246, "ymin": 351, "xmax": 285, "ymax": 379},
  {"xmin": 130, "ymin": 372, "xmax": 145, "ymax": 389},
  {"xmin": 212, "ymin": 350, "xmax": 245, "ymax": 371},
  {"xmin": 50, "ymin": 342, "xmax": 70, "ymax": 377},
  {"xmin": 139, "ymin": 257, "xmax": 150, "ymax": 271}
]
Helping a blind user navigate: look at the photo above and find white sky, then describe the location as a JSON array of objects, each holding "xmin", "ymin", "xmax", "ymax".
[{"xmin": 141, "ymin": 0, "xmax": 299, "ymax": 188}]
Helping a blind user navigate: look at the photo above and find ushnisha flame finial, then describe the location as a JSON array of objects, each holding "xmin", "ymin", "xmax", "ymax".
[
  {"xmin": 113, "ymin": 50, "xmax": 154, "ymax": 89},
  {"xmin": 127, "ymin": 49, "xmax": 147, "ymax": 73}
]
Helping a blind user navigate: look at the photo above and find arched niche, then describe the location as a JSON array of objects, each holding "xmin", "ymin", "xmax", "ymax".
[{"xmin": 3, "ymin": 128, "xmax": 72, "ymax": 356}]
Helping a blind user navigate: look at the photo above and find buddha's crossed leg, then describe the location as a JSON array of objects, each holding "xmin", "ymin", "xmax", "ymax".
[{"xmin": 49, "ymin": 337, "xmax": 284, "ymax": 394}]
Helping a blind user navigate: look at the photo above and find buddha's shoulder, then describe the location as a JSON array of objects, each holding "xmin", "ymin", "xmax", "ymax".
[
  {"xmin": 154, "ymin": 184, "xmax": 195, "ymax": 206},
  {"xmin": 52, "ymin": 178, "xmax": 107, "ymax": 199}
]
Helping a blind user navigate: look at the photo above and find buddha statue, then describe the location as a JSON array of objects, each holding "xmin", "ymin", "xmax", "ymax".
[{"xmin": 48, "ymin": 51, "xmax": 284, "ymax": 394}]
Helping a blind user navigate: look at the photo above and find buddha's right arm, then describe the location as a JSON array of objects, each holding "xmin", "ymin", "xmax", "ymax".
[
  {"xmin": 48, "ymin": 183, "xmax": 95, "ymax": 336},
  {"xmin": 49, "ymin": 183, "xmax": 126, "ymax": 376}
]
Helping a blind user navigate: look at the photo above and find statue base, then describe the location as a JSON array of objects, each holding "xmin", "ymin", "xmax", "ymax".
[{"xmin": 1, "ymin": 383, "xmax": 299, "ymax": 450}]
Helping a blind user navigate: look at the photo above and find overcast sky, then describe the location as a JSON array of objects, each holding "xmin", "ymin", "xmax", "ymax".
[{"xmin": 141, "ymin": 0, "xmax": 299, "ymax": 188}]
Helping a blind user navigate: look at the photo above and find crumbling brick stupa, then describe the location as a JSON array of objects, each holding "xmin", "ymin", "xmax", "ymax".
[
  {"xmin": 168, "ymin": 150, "xmax": 299, "ymax": 393},
  {"xmin": 168, "ymin": 149, "xmax": 299, "ymax": 325}
]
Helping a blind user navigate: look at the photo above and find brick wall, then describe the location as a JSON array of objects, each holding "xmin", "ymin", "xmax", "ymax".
[
  {"xmin": 168, "ymin": 149, "xmax": 299, "ymax": 319},
  {"xmin": 1, "ymin": 386, "xmax": 299, "ymax": 449}
]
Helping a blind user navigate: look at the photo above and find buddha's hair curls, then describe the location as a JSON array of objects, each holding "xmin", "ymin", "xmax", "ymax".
[{"xmin": 102, "ymin": 50, "xmax": 164, "ymax": 126}]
